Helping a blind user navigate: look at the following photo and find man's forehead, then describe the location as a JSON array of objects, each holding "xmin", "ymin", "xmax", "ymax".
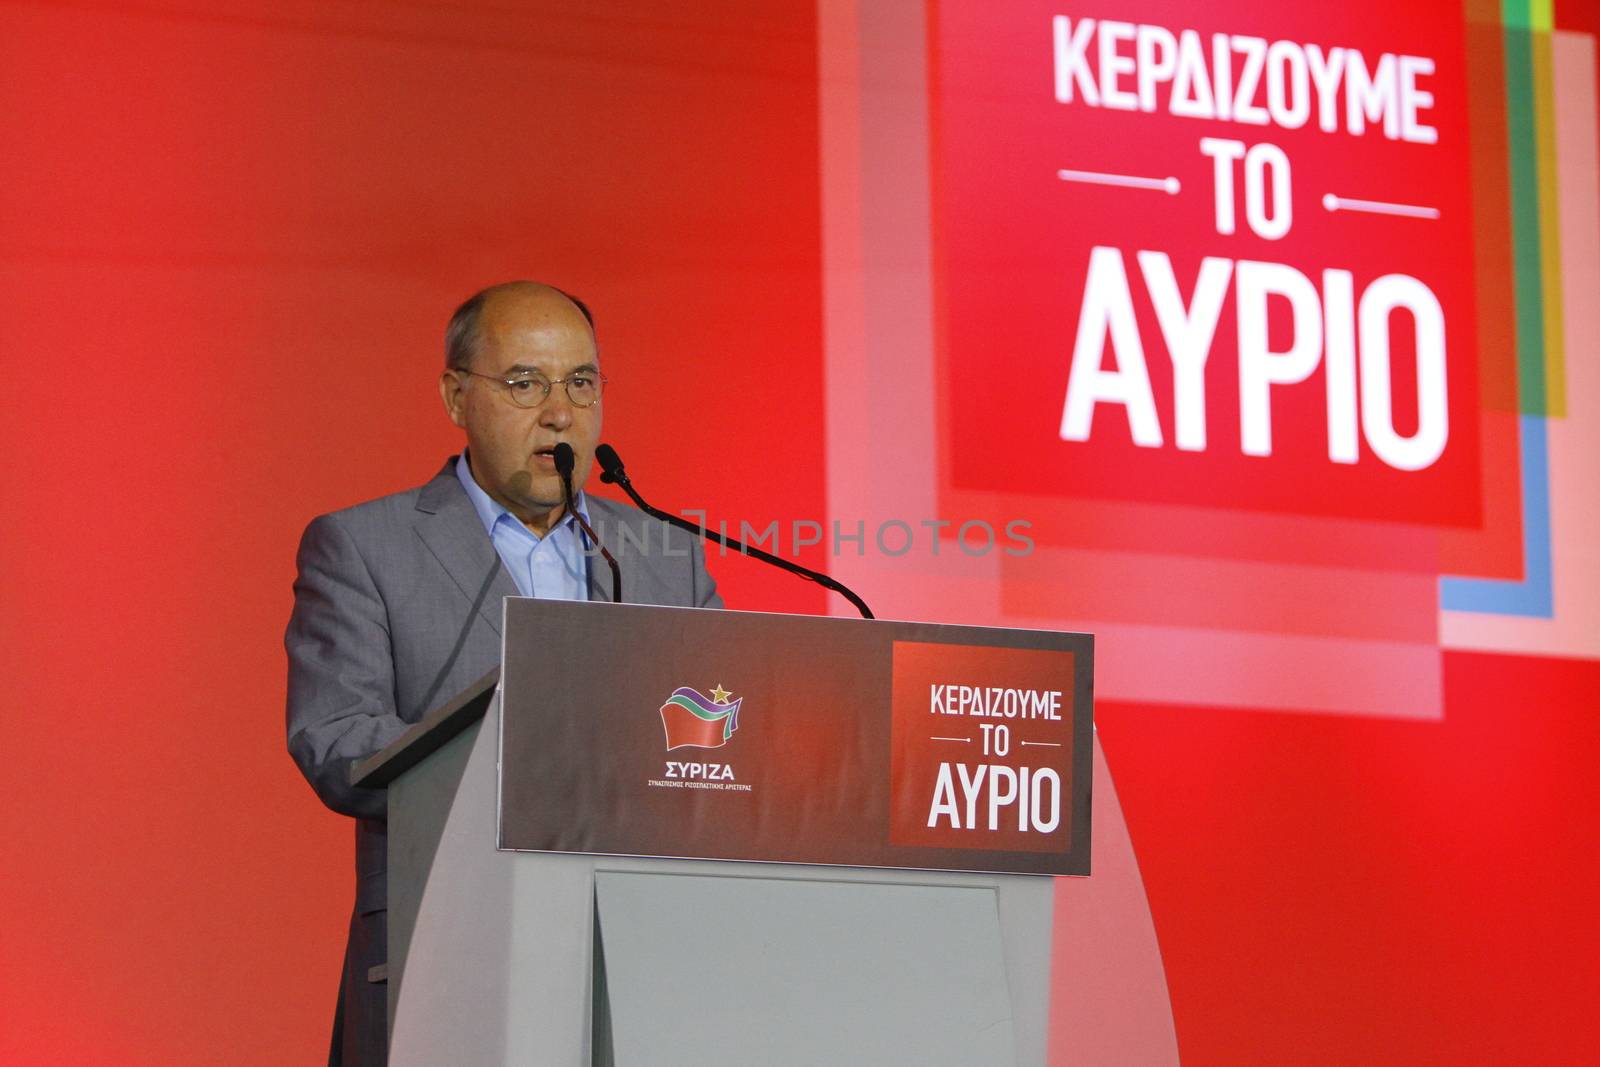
[
  {"xmin": 478, "ymin": 303, "xmax": 597, "ymax": 369},
  {"xmin": 478, "ymin": 334, "xmax": 599, "ymax": 372}
]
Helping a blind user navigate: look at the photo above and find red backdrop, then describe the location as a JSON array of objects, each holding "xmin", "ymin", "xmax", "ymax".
[{"xmin": 2, "ymin": 2, "xmax": 1596, "ymax": 1064}]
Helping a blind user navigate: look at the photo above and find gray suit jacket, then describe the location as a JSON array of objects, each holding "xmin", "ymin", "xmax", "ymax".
[{"xmin": 285, "ymin": 458, "xmax": 721, "ymax": 1059}]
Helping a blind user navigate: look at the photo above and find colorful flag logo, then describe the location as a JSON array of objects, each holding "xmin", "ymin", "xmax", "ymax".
[{"xmin": 659, "ymin": 684, "xmax": 742, "ymax": 751}]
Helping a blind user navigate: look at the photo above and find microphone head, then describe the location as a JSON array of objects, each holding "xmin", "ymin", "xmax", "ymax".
[
  {"xmin": 595, "ymin": 443, "xmax": 625, "ymax": 485},
  {"xmin": 552, "ymin": 442, "xmax": 575, "ymax": 480}
]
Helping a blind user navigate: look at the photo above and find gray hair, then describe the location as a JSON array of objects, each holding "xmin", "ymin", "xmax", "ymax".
[{"xmin": 444, "ymin": 283, "xmax": 596, "ymax": 371}]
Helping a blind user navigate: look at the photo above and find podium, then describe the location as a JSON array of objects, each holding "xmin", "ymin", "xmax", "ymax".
[{"xmin": 353, "ymin": 600, "xmax": 1093, "ymax": 1066}]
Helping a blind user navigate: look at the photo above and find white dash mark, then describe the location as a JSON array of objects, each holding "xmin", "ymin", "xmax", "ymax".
[
  {"xmin": 1058, "ymin": 169, "xmax": 1180, "ymax": 195},
  {"xmin": 1322, "ymin": 193, "xmax": 1440, "ymax": 219}
]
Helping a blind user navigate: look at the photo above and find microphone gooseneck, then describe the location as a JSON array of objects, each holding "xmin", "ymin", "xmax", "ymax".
[
  {"xmin": 594, "ymin": 443, "xmax": 874, "ymax": 619},
  {"xmin": 553, "ymin": 443, "xmax": 622, "ymax": 604}
]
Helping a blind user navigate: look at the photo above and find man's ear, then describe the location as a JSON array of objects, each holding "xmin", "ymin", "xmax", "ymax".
[{"xmin": 439, "ymin": 370, "xmax": 467, "ymax": 428}]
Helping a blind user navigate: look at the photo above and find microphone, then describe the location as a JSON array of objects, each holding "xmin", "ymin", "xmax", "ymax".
[
  {"xmin": 594, "ymin": 444, "xmax": 874, "ymax": 619},
  {"xmin": 553, "ymin": 443, "xmax": 622, "ymax": 604}
]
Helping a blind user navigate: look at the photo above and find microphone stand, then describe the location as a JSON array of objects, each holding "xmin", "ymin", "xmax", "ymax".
[
  {"xmin": 595, "ymin": 444, "xmax": 874, "ymax": 620},
  {"xmin": 553, "ymin": 444, "xmax": 622, "ymax": 604}
]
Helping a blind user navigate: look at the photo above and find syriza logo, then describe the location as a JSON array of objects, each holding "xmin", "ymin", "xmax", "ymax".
[
  {"xmin": 660, "ymin": 684, "xmax": 742, "ymax": 750},
  {"xmin": 648, "ymin": 684, "xmax": 752, "ymax": 793}
]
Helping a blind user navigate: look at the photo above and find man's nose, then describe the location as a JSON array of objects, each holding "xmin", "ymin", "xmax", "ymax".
[{"xmin": 538, "ymin": 391, "xmax": 574, "ymax": 430}]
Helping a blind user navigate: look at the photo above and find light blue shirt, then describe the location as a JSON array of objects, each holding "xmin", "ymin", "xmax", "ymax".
[{"xmin": 455, "ymin": 451, "xmax": 591, "ymax": 601}]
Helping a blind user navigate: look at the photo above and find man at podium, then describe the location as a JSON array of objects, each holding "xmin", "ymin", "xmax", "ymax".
[{"xmin": 285, "ymin": 281, "xmax": 722, "ymax": 1066}]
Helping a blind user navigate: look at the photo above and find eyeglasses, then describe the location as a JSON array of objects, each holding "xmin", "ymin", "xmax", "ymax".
[{"xmin": 457, "ymin": 368, "xmax": 607, "ymax": 408}]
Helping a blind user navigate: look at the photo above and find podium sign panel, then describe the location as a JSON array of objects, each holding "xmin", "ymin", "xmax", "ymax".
[{"xmin": 498, "ymin": 600, "xmax": 1092, "ymax": 876}]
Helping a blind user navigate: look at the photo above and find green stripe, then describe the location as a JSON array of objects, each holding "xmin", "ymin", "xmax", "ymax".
[
  {"xmin": 664, "ymin": 695, "xmax": 734, "ymax": 723},
  {"xmin": 1500, "ymin": 0, "xmax": 1536, "ymax": 30},
  {"xmin": 1503, "ymin": 24, "xmax": 1547, "ymax": 415}
]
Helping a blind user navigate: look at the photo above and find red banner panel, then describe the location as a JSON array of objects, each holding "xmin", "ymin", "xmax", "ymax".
[
  {"xmin": 931, "ymin": 0, "xmax": 1481, "ymax": 526},
  {"xmin": 889, "ymin": 641, "xmax": 1077, "ymax": 854}
]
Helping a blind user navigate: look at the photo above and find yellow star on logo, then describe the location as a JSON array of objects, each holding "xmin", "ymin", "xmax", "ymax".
[{"xmin": 710, "ymin": 683, "xmax": 733, "ymax": 705}]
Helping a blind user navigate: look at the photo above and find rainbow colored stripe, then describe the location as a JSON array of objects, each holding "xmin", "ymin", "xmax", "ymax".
[{"xmin": 1440, "ymin": 0, "xmax": 1586, "ymax": 632}]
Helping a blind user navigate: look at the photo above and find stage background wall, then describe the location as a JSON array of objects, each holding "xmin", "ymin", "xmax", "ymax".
[{"xmin": 1, "ymin": 1, "xmax": 1594, "ymax": 1064}]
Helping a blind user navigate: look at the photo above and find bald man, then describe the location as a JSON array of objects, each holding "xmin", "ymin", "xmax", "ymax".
[{"xmin": 286, "ymin": 282, "xmax": 722, "ymax": 1066}]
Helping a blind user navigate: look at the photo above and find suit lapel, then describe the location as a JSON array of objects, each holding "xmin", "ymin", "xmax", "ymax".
[{"xmin": 412, "ymin": 461, "xmax": 520, "ymax": 635}]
